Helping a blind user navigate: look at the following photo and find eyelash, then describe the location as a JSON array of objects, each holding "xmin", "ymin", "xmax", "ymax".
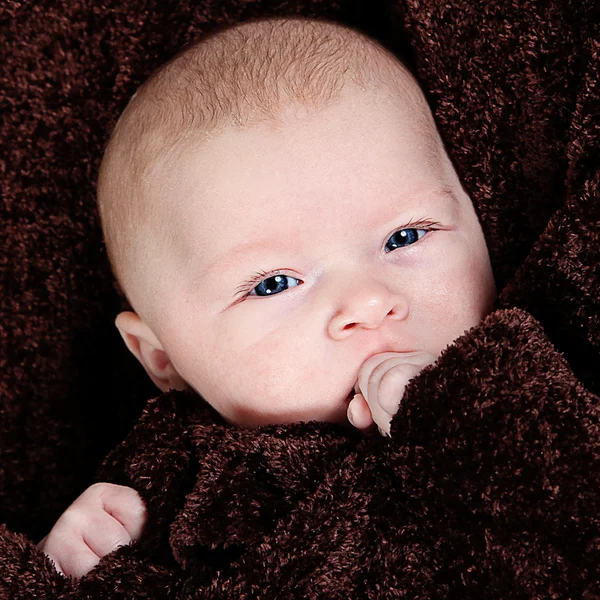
[{"xmin": 234, "ymin": 218, "xmax": 441, "ymax": 299}]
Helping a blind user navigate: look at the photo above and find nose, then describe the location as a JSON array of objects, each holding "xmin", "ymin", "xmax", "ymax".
[{"xmin": 327, "ymin": 277, "xmax": 409, "ymax": 340}]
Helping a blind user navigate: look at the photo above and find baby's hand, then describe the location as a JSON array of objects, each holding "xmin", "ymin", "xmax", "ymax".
[
  {"xmin": 38, "ymin": 482, "xmax": 146, "ymax": 578},
  {"xmin": 347, "ymin": 351, "xmax": 437, "ymax": 436}
]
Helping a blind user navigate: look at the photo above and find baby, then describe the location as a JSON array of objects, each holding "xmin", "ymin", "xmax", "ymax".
[{"xmin": 39, "ymin": 17, "xmax": 496, "ymax": 577}]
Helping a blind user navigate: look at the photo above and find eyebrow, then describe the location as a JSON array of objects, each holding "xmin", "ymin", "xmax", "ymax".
[{"xmin": 201, "ymin": 187, "xmax": 461, "ymax": 279}]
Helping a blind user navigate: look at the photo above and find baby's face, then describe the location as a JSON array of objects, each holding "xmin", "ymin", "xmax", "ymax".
[{"xmin": 144, "ymin": 84, "xmax": 496, "ymax": 427}]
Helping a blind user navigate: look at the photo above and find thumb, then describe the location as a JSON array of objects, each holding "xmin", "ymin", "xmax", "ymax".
[{"xmin": 347, "ymin": 393, "xmax": 373, "ymax": 430}]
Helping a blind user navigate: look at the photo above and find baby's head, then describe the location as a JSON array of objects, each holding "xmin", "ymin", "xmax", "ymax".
[{"xmin": 98, "ymin": 18, "xmax": 496, "ymax": 428}]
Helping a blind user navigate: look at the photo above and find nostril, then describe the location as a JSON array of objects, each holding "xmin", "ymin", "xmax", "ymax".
[
  {"xmin": 343, "ymin": 322, "xmax": 357, "ymax": 331},
  {"xmin": 388, "ymin": 302, "xmax": 408, "ymax": 320}
]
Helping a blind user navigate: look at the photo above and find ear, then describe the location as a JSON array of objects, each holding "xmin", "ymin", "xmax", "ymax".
[{"xmin": 115, "ymin": 311, "xmax": 188, "ymax": 393}]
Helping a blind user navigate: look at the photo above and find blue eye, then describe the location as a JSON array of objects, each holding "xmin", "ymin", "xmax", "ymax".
[
  {"xmin": 385, "ymin": 228, "xmax": 427, "ymax": 252},
  {"xmin": 250, "ymin": 274, "xmax": 301, "ymax": 297}
]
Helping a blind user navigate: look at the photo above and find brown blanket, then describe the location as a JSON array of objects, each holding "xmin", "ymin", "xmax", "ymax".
[{"xmin": 1, "ymin": 0, "xmax": 598, "ymax": 597}]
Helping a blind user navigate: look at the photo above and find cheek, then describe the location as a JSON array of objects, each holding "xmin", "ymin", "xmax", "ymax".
[
  {"xmin": 221, "ymin": 297, "xmax": 305, "ymax": 350},
  {"xmin": 463, "ymin": 236, "xmax": 496, "ymax": 317},
  {"xmin": 215, "ymin": 311, "xmax": 351, "ymax": 425},
  {"xmin": 188, "ymin": 308, "xmax": 323, "ymax": 405},
  {"xmin": 413, "ymin": 236, "xmax": 495, "ymax": 345},
  {"xmin": 222, "ymin": 314, "xmax": 318, "ymax": 388},
  {"xmin": 155, "ymin": 288, "xmax": 345, "ymax": 426}
]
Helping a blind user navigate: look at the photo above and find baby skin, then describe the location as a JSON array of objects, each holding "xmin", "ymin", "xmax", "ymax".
[{"xmin": 40, "ymin": 18, "xmax": 496, "ymax": 578}]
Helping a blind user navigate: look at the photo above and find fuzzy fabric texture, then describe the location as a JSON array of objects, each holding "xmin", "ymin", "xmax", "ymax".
[{"xmin": 1, "ymin": 0, "xmax": 599, "ymax": 597}]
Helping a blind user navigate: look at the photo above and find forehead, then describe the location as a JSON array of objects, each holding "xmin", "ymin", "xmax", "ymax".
[{"xmin": 158, "ymin": 83, "xmax": 453, "ymax": 268}]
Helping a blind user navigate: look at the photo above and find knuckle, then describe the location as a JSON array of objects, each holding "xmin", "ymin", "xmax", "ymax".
[
  {"xmin": 359, "ymin": 354, "xmax": 389, "ymax": 384},
  {"xmin": 378, "ymin": 366, "xmax": 410, "ymax": 411},
  {"xmin": 77, "ymin": 482, "xmax": 113, "ymax": 506},
  {"xmin": 123, "ymin": 487, "xmax": 144, "ymax": 506},
  {"xmin": 132, "ymin": 501, "xmax": 148, "ymax": 520},
  {"xmin": 108, "ymin": 484, "xmax": 143, "ymax": 506},
  {"xmin": 110, "ymin": 533, "xmax": 132, "ymax": 552},
  {"xmin": 379, "ymin": 364, "xmax": 410, "ymax": 388},
  {"xmin": 369, "ymin": 358, "xmax": 394, "ymax": 382},
  {"xmin": 87, "ymin": 482, "xmax": 129, "ymax": 502},
  {"xmin": 59, "ymin": 506, "xmax": 86, "ymax": 530},
  {"xmin": 86, "ymin": 482, "xmax": 109, "ymax": 496}
]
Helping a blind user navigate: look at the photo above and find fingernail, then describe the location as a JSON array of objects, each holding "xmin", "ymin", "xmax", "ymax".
[{"xmin": 347, "ymin": 404, "xmax": 355, "ymax": 426}]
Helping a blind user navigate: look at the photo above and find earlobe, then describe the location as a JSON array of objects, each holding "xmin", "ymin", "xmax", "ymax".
[{"xmin": 115, "ymin": 311, "xmax": 188, "ymax": 393}]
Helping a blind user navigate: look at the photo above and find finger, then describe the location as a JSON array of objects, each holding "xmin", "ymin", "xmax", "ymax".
[
  {"xmin": 365, "ymin": 356, "xmax": 411, "ymax": 412},
  {"xmin": 42, "ymin": 532, "xmax": 100, "ymax": 579},
  {"xmin": 100, "ymin": 485, "xmax": 147, "ymax": 541},
  {"xmin": 355, "ymin": 356, "xmax": 408, "ymax": 435},
  {"xmin": 79, "ymin": 509, "xmax": 134, "ymax": 558},
  {"xmin": 377, "ymin": 352, "xmax": 438, "ymax": 413},
  {"xmin": 347, "ymin": 394, "xmax": 373, "ymax": 430},
  {"xmin": 356, "ymin": 352, "xmax": 403, "ymax": 401},
  {"xmin": 75, "ymin": 483, "xmax": 147, "ymax": 541},
  {"xmin": 357, "ymin": 352, "xmax": 438, "ymax": 403},
  {"xmin": 46, "ymin": 504, "xmax": 132, "ymax": 562},
  {"xmin": 357, "ymin": 352, "xmax": 424, "ymax": 401},
  {"xmin": 60, "ymin": 543, "xmax": 101, "ymax": 579},
  {"xmin": 359, "ymin": 354, "xmax": 438, "ymax": 436},
  {"xmin": 376, "ymin": 362, "xmax": 424, "ymax": 414}
]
